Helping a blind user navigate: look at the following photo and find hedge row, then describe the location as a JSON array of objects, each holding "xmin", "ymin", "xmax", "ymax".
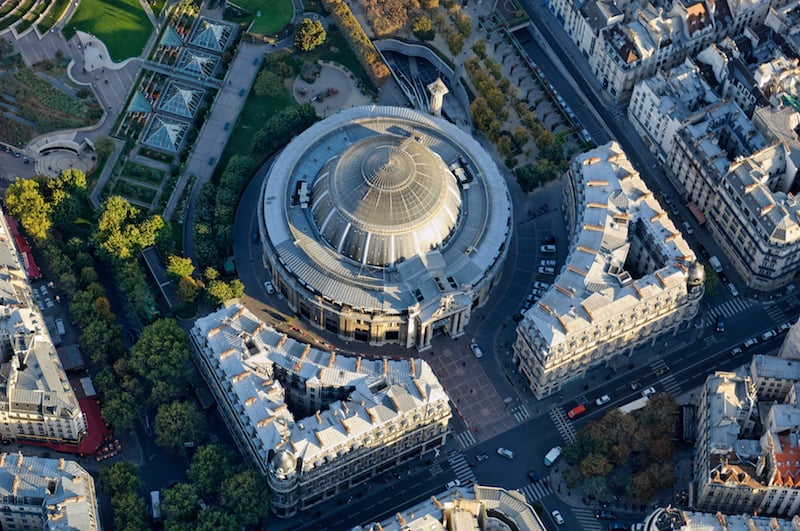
[{"xmin": 322, "ymin": 0, "xmax": 389, "ymax": 87}]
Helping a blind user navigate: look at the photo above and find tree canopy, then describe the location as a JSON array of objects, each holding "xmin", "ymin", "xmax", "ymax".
[
  {"xmin": 294, "ymin": 18, "xmax": 326, "ymax": 51},
  {"xmin": 154, "ymin": 400, "xmax": 207, "ymax": 454},
  {"xmin": 130, "ymin": 319, "xmax": 191, "ymax": 408},
  {"xmin": 93, "ymin": 196, "xmax": 164, "ymax": 260}
]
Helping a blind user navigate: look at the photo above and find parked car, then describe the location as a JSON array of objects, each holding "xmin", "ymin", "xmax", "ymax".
[
  {"xmin": 761, "ymin": 329, "xmax": 777, "ymax": 341},
  {"xmin": 538, "ymin": 266, "xmax": 555, "ymax": 275},
  {"xmin": 743, "ymin": 337, "xmax": 759, "ymax": 348},
  {"xmin": 534, "ymin": 281, "xmax": 550, "ymax": 289},
  {"xmin": 540, "ymin": 259, "xmax": 556, "ymax": 267},
  {"xmin": 608, "ymin": 523, "xmax": 627, "ymax": 530},
  {"xmin": 263, "ymin": 281, "xmax": 276, "ymax": 294},
  {"xmin": 730, "ymin": 346, "xmax": 743, "ymax": 357},
  {"xmin": 682, "ymin": 221, "xmax": 694, "ymax": 235},
  {"xmin": 641, "ymin": 387, "xmax": 656, "ymax": 398},
  {"xmin": 551, "ymin": 510, "xmax": 565, "ymax": 525},
  {"xmin": 778, "ymin": 322, "xmax": 792, "ymax": 333},
  {"xmin": 54, "ymin": 319, "xmax": 66, "ymax": 336},
  {"xmin": 595, "ymin": 510, "xmax": 617, "ymax": 520},
  {"xmin": 496, "ymin": 447, "xmax": 514, "ymax": 459},
  {"xmin": 470, "ymin": 341, "xmax": 483, "ymax": 358},
  {"xmin": 727, "ymin": 283, "xmax": 739, "ymax": 297},
  {"xmin": 540, "ymin": 244, "xmax": 556, "ymax": 253},
  {"xmin": 445, "ymin": 479, "xmax": 461, "ymax": 489},
  {"xmin": 476, "ymin": 452, "xmax": 489, "ymax": 462},
  {"xmin": 595, "ymin": 394, "xmax": 611, "ymax": 406}
]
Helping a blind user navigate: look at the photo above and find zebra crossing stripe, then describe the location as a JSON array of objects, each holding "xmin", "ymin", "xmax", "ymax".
[
  {"xmin": 455, "ymin": 431, "xmax": 476, "ymax": 449},
  {"xmin": 447, "ymin": 454, "xmax": 476, "ymax": 485},
  {"xmin": 571, "ymin": 508, "xmax": 604, "ymax": 531},
  {"xmin": 520, "ymin": 481, "xmax": 553, "ymax": 502},
  {"xmin": 512, "ymin": 405, "xmax": 530, "ymax": 423}
]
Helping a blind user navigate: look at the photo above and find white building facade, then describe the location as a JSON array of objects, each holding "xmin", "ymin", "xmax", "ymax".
[
  {"xmin": 513, "ymin": 142, "xmax": 704, "ymax": 399},
  {"xmin": 190, "ymin": 304, "xmax": 452, "ymax": 518}
]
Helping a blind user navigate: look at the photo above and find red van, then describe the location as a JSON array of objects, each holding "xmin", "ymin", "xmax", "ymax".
[{"xmin": 567, "ymin": 404, "xmax": 587, "ymax": 419}]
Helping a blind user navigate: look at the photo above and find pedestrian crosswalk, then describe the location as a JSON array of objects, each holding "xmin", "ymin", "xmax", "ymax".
[
  {"xmin": 549, "ymin": 407, "xmax": 577, "ymax": 444},
  {"xmin": 447, "ymin": 452, "xmax": 476, "ymax": 486},
  {"xmin": 511, "ymin": 404, "xmax": 530, "ymax": 423},
  {"xmin": 764, "ymin": 301, "xmax": 789, "ymax": 324},
  {"xmin": 519, "ymin": 480, "xmax": 553, "ymax": 503},
  {"xmin": 703, "ymin": 297, "xmax": 753, "ymax": 326},
  {"xmin": 454, "ymin": 430, "xmax": 476, "ymax": 449},
  {"xmin": 650, "ymin": 359, "xmax": 681, "ymax": 395},
  {"xmin": 571, "ymin": 507, "xmax": 603, "ymax": 531}
]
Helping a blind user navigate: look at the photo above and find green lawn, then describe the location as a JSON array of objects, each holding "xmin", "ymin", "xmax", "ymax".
[
  {"xmin": 228, "ymin": 0, "xmax": 293, "ymax": 35},
  {"xmin": 63, "ymin": 0, "xmax": 152, "ymax": 62}
]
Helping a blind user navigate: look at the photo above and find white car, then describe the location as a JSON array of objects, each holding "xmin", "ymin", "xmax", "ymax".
[
  {"xmin": 761, "ymin": 329, "xmax": 777, "ymax": 341},
  {"xmin": 540, "ymin": 259, "xmax": 556, "ymax": 267},
  {"xmin": 641, "ymin": 387, "xmax": 656, "ymax": 398},
  {"xmin": 496, "ymin": 447, "xmax": 514, "ymax": 459},
  {"xmin": 743, "ymin": 337, "xmax": 759, "ymax": 348},
  {"xmin": 470, "ymin": 342, "xmax": 483, "ymax": 358},
  {"xmin": 595, "ymin": 394, "xmax": 611, "ymax": 406},
  {"xmin": 727, "ymin": 283, "xmax": 739, "ymax": 297},
  {"xmin": 264, "ymin": 281, "xmax": 275, "ymax": 294},
  {"xmin": 534, "ymin": 281, "xmax": 550, "ymax": 289},
  {"xmin": 540, "ymin": 244, "xmax": 556, "ymax": 253},
  {"xmin": 551, "ymin": 510, "xmax": 565, "ymax": 525},
  {"xmin": 538, "ymin": 266, "xmax": 555, "ymax": 275},
  {"xmin": 682, "ymin": 220, "xmax": 694, "ymax": 235},
  {"xmin": 445, "ymin": 479, "xmax": 461, "ymax": 489}
]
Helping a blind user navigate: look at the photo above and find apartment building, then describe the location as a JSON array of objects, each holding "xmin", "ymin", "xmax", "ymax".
[
  {"xmin": 629, "ymin": 52, "xmax": 800, "ymax": 291},
  {"xmin": 644, "ymin": 506, "xmax": 800, "ymax": 530},
  {"xmin": 0, "ymin": 211, "xmax": 86, "ymax": 445},
  {"xmin": 548, "ymin": 0, "xmax": 772, "ymax": 101},
  {"xmin": 357, "ymin": 484, "xmax": 546, "ymax": 531},
  {"xmin": 750, "ymin": 354, "xmax": 800, "ymax": 401},
  {"xmin": 513, "ymin": 142, "xmax": 704, "ymax": 399},
  {"xmin": 0, "ymin": 452, "xmax": 100, "ymax": 530},
  {"xmin": 695, "ymin": 360, "xmax": 800, "ymax": 517},
  {"xmin": 190, "ymin": 303, "xmax": 452, "ymax": 518}
]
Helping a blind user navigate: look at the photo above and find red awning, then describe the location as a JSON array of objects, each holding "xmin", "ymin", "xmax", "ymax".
[{"xmin": 687, "ymin": 202, "xmax": 706, "ymax": 225}]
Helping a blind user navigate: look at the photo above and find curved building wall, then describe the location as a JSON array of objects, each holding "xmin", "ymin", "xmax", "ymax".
[{"xmin": 259, "ymin": 106, "xmax": 512, "ymax": 350}]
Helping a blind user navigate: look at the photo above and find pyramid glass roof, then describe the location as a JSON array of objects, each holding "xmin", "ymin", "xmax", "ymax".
[
  {"xmin": 157, "ymin": 82, "xmax": 204, "ymax": 118},
  {"xmin": 142, "ymin": 116, "xmax": 189, "ymax": 153},
  {"xmin": 177, "ymin": 49, "xmax": 218, "ymax": 78},
  {"xmin": 160, "ymin": 26, "xmax": 184, "ymax": 48},
  {"xmin": 127, "ymin": 92, "xmax": 152, "ymax": 114},
  {"xmin": 189, "ymin": 18, "xmax": 232, "ymax": 52}
]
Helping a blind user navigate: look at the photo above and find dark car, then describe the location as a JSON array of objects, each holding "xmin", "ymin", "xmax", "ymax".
[
  {"xmin": 608, "ymin": 523, "xmax": 627, "ymax": 530},
  {"xmin": 528, "ymin": 470, "xmax": 538, "ymax": 482},
  {"xmin": 541, "ymin": 235, "xmax": 556, "ymax": 245},
  {"xmin": 715, "ymin": 315, "xmax": 725, "ymax": 333},
  {"xmin": 251, "ymin": 227, "xmax": 259, "ymax": 243},
  {"xmin": 595, "ymin": 510, "xmax": 616, "ymax": 520}
]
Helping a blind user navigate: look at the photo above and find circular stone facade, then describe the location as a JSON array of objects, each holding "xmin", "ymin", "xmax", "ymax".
[{"xmin": 259, "ymin": 106, "xmax": 512, "ymax": 350}]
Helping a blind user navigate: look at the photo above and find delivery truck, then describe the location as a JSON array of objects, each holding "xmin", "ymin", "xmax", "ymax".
[{"xmin": 544, "ymin": 446, "xmax": 562, "ymax": 466}]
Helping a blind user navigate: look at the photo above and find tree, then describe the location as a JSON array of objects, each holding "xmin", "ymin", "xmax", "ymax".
[
  {"xmin": 581, "ymin": 453, "xmax": 612, "ymax": 478},
  {"xmin": 189, "ymin": 444, "xmax": 237, "ymax": 500},
  {"xmin": 162, "ymin": 483, "xmax": 199, "ymax": 527},
  {"xmin": 94, "ymin": 136, "xmax": 115, "ymax": 159},
  {"xmin": 93, "ymin": 196, "xmax": 164, "ymax": 260},
  {"xmin": 219, "ymin": 469, "xmax": 270, "ymax": 527},
  {"xmin": 130, "ymin": 319, "xmax": 191, "ymax": 408},
  {"xmin": 472, "ymin": 39, "xmax": 487, "ymax": 59},
  {"xmin": 4, "ymin": 177, "xmax": 51, "ymax": 240},
  {"xmin": 100, "ymin": 461, "xmax": 144, "ymax": 494},
  {"xmin": 455, "ymin": 13, "xmax": 472, "ymax": 36},
  {"xmin": 446, "ymin": 31, "xmax": 464, "ymax": 55},
  {"xmin": 79, "ymin": 320, "xmax": 120, "ymax": 363},
  {"xmin": 206, "ymin": 280, "xmax": 236, "ymax": 307},
  {"xmin": 111, "ymin": 491, "xmax": 148, "ymax": 531},
  {"xmin": 583, "ymin": 475, "xmax": 609, "ymax": 499},
  {"xmin": 167, "ymin": 255, "xmax": 195, "ymax": 279},
  {"xmin": 253, "ymin": 70, "xmax": 284, "ymax": 98},
  {"xmin": 196, "ymin": 507, "xmax": 239, "ymax": 531},
  {"xmin": 295, "ymin": 18, "xmax": 326, "ymax": 51},
  {"xmin": 101, "ymin": 391, "xmax": 139, "ymax": 432},
  {"xmin": 176, "ymin": 276, "xmax": 201, "ymax": 304},
  {"xmin": 411, "ymin": 16, "xmax": 435, "ymax": 41},
  {"xmin": 154, "ymin": 401, "xmax": 206, "ymax": 454}
]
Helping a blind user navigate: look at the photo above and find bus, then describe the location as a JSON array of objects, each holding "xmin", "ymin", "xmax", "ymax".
[
  {"xmin": 618, "ymin": 396, "xmax": 649, "ymax": 414},
  {"xmin": 150, "ymin": 490, "xmax": 162, "ymax": 522}
]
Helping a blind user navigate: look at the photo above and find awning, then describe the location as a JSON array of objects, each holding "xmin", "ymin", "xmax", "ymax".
[{"xmin": 687, "ymin": 202, "xmax": 706, "ymax": 225}]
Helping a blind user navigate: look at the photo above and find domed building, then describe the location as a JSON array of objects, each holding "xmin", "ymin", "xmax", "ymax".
[{"xmin": 259, "ymin": 106, "xmax": 512, "ymax": 349}]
